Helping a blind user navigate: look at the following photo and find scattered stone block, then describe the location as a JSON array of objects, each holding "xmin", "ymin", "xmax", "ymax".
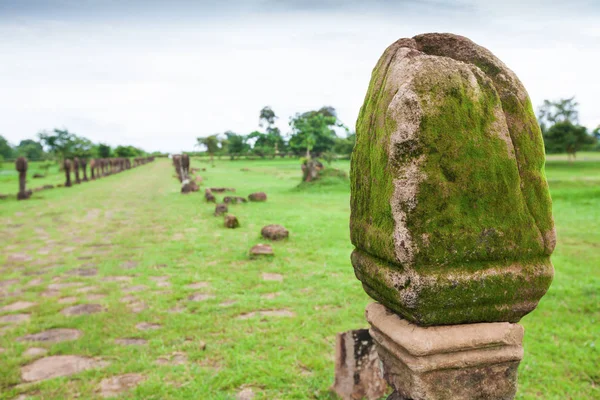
[
  {"xmin": 205, "ymin": 189, "xmax": 216, "ymax": 203},
  {"xmin": 330, "ymin": 329, "xmax": 387, "ymax": 400},
  {"xmin": 251, "ymin": 244, "xmax": 274, "ymax": 258},
  {"xmin": 61, "ymin": 303, "xmax": 103, "ymax": 316},
  {"xmin": 261, "ymin": 272, "xmax": 282, "ymax": 281},
  {"xmin": 223, "ymin": 196, "xmax": 247, "ymax": 204},
  {"xmin": 210, "ymin": 187, "xmax": 235, "ymax": 193},
  {"xmin": 99, "ymin": 373, "xmax": 145, "ymax": 398},
  {"xmin": 21, "ymin": 355, "xmax": 108, "ymax": 382},
  {"xmin": 224, "ymin": 215, "xmax": 240, "ymax": 228},
  {"xmin": 115, "ymin": 338, "xmax": 147, "ymax": 346},
  {"xmin": 23, "ymin": 347, "xmax": 48, "ymax": 358},
  {"xmin": 261, "ymin": 224, "xmax": 289, "ymax": 240},
  {"xmin": 0, "ymin": 313, "xmax": 30, "ymax": 324},
  {"xmin": 248, "ymin": 192, "xmax": 267, "ymax": 202},
  {"xmin": 18, "ymin": 328, "xmax": 82, "ymax": 343},
  {"xmin": 214, "ymin": 203, "xmax": 228, "ymax": 216},
  {"xmin": 0, "ymin": 301, "xmax": 36, "ymax": 312}
]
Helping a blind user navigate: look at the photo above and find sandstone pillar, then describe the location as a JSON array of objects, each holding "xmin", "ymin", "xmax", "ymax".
[
  {"xmin": 351, "ymin": 33, "xmax": 555, "ymax": 400},
  {"xmin": 16, "ymin": 157, "xmax": 30, "ymax": 200},
  {"xmin": 90, "ymin": 159, "xmax": 96, "ymax": 180},
  {"xmin": 73, "ymin": 157, "xmax": 81, "ymax": 184},
  {"xmin": 64, "ymin": 159, "xmax": 72, "ymax": 187},
  {"xmin": 81, "ymin": 158, "xmax": 88, "ymax": 181}
]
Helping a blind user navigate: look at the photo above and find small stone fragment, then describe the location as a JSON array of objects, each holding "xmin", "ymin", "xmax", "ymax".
[
  {"xmin": 261, "ymin": 272, "xmax": 283, "ymax": 282},
  {"xmin": 224, "ymin": 215, "xmax": 240, "ymax": 229},
  {"xmin": 99, "ymin": 373, "xmax": 145, "ymax": 398},
  {"xmin": 205, "ymin": 189, "xmax": 216, "ymax": 203},
  {"xmin": 18, "ymin": 328, "xmax": 82, "ymax": 343},
  {"xmin": 0, "ymin": 301, "xmax": 36, "ymax": 312},
  {"xmin": 135, "ymin": 322, "xmax": 161, "ymax": 331},
  {"xmin": 188, "ymin": 293, "xmax": 215, "ymax": 302},
  {"xmin": 248, "ymin": 192, "xmax": 267, "ymax": 202},
  {"xmin": 115, "ymin": 338, "xmax": 147, "ymax": 346},
  {"xmin": 214, "ymin": 203, "xmax": 228, "ymax": 216},
  {"xmin": 261, "ymin": 225, "xmax": 289, "ymax": 240},
  {"xmin": 21, "ymin": 355, "xmax": 108, "ymax": 382},
  {"xmin": 0, "ymin": 313, "xmax": 30, "ymax": 324},
  {"xmin": 23, "ymin": 347, "xmax": 48, "ymax": 358},
  {"xmin": 251, "ymin": 244, "xmax": 274, "ymax": 258},
  {"xmin": 223, "ymin": 196, "xmax": 247, "ymax": 204},
  {"xmin": 237, "ymin": 388, "xmax": 255, "ymax": 400},
  {"xmin": 61, "ymin": 303, "xmax": 103, "ymax": 316}
]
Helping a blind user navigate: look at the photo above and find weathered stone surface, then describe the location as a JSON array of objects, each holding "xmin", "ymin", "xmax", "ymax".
[
  {"xmin": 0, "ymin": 301, "xmax": 36, "ymax": 312},
  {"xmin": 224, "ymin": 215, "xmax": 240, "ymax": 229},
  {"xmin": 366, "ymin": 303, "xmax": 523, "ymax": 400},
  {"xmin": 18, "ymin": 328, "xmax": 82, "ymax": 343},
  {"xmin": 61, "ymin": 303, "xmax": 103, "ymax": 316},
  {"xmin": 351, "ymin": 33, "xmax": 555, "ymax": 325},
  {"xmin": 135, "ymin": 322, "xmax": 161, "ymax": 331},
  {"xmin": 261, "ymin": 272, "xmax": 282, "ymax": 281},
  {"xmin": 205, "ymin": 189, "xmax": 216, "ymax": 203},
  {"xmin": 224, "ymin": 196, "xmax": 247, "ymax": 204},
  {"xmin": 331, "ymin": 329, "xmax": 387, "ymax": 400},
  {"xmin": 210, "ymin": 187, "xmax": 235, "ymax": 193},
  {"xmin": 248, "ymin": 192, "xmax": 267, "ymax": 202},
  {"xmin": 261, "ymin": 225, "xmax": 289, "ymax": 241},
  {"xmin": 214, "ymin": 203, "xmax": 228, "ymax": 216},
  {"xmin": 115, "ymin": 338, "xmax": 147, "ymax": 346},
  {"xmin": 0, "ymin": 313, "xmax": 30, "ymax": 324},
  {"xmin": 21, "ymin": 355, "xmax": 108, "ymax": 382},
  {"xmin": 251, "ymin": 244, "xmax": 274, "ymax": 258},
  {"xmin": 99, "ymin": 373, "xmax": 145, "ymax": 398},
  {"xmin": 23, "ymin": 347, "xmax": 48, "ymax": 358}
]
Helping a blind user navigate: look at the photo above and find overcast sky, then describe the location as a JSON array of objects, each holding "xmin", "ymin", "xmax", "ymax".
[{"xmin": 1, "ymin": 0, "xmax": 599, "ymax": 153}]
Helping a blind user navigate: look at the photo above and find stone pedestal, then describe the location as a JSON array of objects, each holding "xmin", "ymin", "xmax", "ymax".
[
  {"xmin": 330, "ymin": 329, "xmax": 387, "ymax": 400},
  {"xmin": 366, "ymin": 303, "xmax": 523, "ymax": 400}
]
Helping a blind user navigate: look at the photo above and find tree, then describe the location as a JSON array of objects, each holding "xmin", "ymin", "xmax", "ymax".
[
  {"xmin": 16, "ymin": 139, "xmax": 45, "ymax": 161},
  {"xmin": 537, "ymin": 97, "xmax": 579, "ymax": 133},
  {"xmin": 258, "ymin": 106, "xmax": 286, "ymax": 157},
  {"xmin": 196, "ymin": 135, "xmax": 220, "ymax": 164},
  {"xmin": 593, "ymin": 126, "xmax": 600, "ymax": 141},
  {"xmin": 224, "ymin": 131, "xmax": 248, "ymax": 160},
  {"xmin": 0, "ymin": 135, "xmax": 15, "ymax": 160},
  {"xmin": 333, "ymin": 132, "xmax": 356, "ymax": 157},
  {"xmin": 114, "ymin": 145, "xmax": 143, "ymax": 158},
  {"xmin": 543, "ymin": 121, "xmax": 595, "ymax": 160},
  {"xmin": 96, "ymin": 143, "xmax": 112, "ymax": 158},
  {"xmin": 72, "ymin": 137, "xmax": 94, "ymax": 159},
  {"xmin": 38, "ymin": 129, "xmax": 76, "ymax": 160},
  {"xmin": 288, "ymin": 107, "xmax": 342, "ymax": 157}
]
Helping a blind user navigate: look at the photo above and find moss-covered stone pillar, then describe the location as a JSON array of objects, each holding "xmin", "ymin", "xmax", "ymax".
[
  {"xmin": 16, "ymin": 157, "xmax": 30, "ymax": 200},
  {"xmin": 350, "ymin": 33, "xmax": 555, "ymax": 400}
]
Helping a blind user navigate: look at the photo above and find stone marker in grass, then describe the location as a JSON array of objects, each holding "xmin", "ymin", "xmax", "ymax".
[
  {"xmin": 64, "ymin": 159, "xmax": 73, "ymax": 187},
  {"xmin": 214, "ymin": 203, "xmax": 228, "ymax": 216},
  {"xmin": 73, "ymin": 157, "xmax": 81, "ymax": 184},
  {"xmin": 260, "ymin": 224, "xmax": 289, "ymax": 240},
  {"xmin": 351, "ymin": 33, "xmax": 556, "ymax": 400},
  {"xmin": 80, "ymin": 158, "xmax": 89, "ymax": 181},
  {"xmin": 248, "ymin": 192, "xmax": 267, "ymax": 202},
  {"xmin": 224, "ymin": 215, "xmax": 240, "ymax": 229},
  {"xmin": 251, "ymin": 244, "xmax": 274, "ymax": 258},
  {"xmin": 15, "ymin": 157, "xmax": 30, "ymax": 200},
  {"xmin": 205, "ymin": 189, "xmax": 216, "ymax": 203}
]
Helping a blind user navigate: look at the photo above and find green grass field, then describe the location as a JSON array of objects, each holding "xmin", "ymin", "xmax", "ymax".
[{"xmin": 0, "ymin": 156, "xmax": 598, "ymax": 399}]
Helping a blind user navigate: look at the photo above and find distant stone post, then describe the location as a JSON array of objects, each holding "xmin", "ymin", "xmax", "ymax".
[
  {"xmin": 90, "ymin": 159, "xmax": 96, "ymax": 180},
  {"xmin": 81, "ymin": 158, "xmax": 89, "ymax": 181},
  {"xmin": 73, "ymin": 157, "xmax": 81, "ymax": 184},
  {"xmin": 15, "ymin": 157, "xmax": 30, "ymax": 200},
  {"xmin": 64, "ymin": 159, "xmax": 72, "ymax": 187},
  {"xmin": 351, "ymin": 34, "xmax": 556, "ymax": 400}
]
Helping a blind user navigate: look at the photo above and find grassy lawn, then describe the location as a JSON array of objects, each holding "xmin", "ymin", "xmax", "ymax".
[{"xmin": 0, "ymin": 157, "xmax": 598, "ymax": 399}]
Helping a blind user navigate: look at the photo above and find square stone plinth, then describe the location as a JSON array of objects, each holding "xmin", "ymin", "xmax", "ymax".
[{"xmin": 366, "ymin": 303, "xmax": 524, "ymax": 400}]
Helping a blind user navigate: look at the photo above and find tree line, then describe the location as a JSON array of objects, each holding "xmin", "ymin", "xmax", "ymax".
[
  {"xmin": 0, "ymin": 129, "xmax": 150, "ymax": 164},
  {"xmin": 537, "ymin": 97, "xmax": 599, "ymax": 158},
  {"xmin": 194, "ymin": 106, "xmax": 356, "ymax": 162}
]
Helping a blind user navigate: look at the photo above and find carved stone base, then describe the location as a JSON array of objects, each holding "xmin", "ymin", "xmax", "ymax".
[
  {"xmin": 366, "ymin": 303, "xmax": 524, "ymax": 400},
  {"xmin": 330, "ymin": 329, "xmax": 387, "ymax": 400}
]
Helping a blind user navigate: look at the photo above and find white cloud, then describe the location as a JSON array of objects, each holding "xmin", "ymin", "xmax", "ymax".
[{"xmin": 0, "ymin": 2, "xmax": 598, "ymax": 152}]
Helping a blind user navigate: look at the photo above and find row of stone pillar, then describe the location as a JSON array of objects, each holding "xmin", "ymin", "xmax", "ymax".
[
  {"xmin": 14, "ymin": 156, "xmax": 155, "ymax": 200},
  {"xmin": 62, "ymin": 156, "xmax": 154, "ymax": 187}
]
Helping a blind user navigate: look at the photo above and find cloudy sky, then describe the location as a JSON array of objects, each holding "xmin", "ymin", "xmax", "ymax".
[{"xmin": 1, "ymin": 0, "xmax": 599, "ymax": 153}]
